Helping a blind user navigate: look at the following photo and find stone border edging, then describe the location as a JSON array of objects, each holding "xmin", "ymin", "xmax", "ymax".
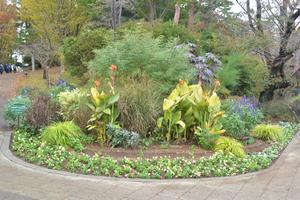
[{"xmin": 1, "ymin": 130, "xmax": 297, "ymax": 184}]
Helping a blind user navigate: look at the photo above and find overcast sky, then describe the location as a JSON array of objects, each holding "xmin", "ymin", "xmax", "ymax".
[{"xmin": 231, "ymin": 1, "xmax": 244, "ymax": 13}]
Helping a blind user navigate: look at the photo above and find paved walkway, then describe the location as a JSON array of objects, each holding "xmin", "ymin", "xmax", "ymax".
[{"xmin": 0, "ymin": 75, "xmax": 300, "ymax": 200}]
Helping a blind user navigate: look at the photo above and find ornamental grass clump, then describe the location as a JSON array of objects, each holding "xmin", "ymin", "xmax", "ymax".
[
  {"xmin": 214, "ymin": 137, "xmax": 246, "ymax": 158},
  {"xmin": 251, "ymin": 124, "xmax": 284, "ymax": 142},
  {"xmin": 41, "ymin": 121, "xmax": 82, "ymax": 148},
  {"xmin": 117, "ymin": 77, "xmax": 161, "ymax": 136}
]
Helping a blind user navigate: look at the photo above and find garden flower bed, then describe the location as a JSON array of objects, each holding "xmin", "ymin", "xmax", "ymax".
[{"xmin": 11, "ymin": 122, "xmax": 298, "ymax": 179}]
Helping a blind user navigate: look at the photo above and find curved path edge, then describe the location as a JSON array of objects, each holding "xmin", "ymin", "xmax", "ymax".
[{"xmin": 1, "ymin": 130, "xmax": 299, "ymax": 183}]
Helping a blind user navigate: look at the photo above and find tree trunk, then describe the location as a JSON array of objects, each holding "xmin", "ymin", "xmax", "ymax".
[
  {"xmin": 31, "ymin": 55, "xmax": 35, "ymax": 71},
  {"xmin": 42, "ymin": 66, "xmax": 51, "ymax": 87},
  {"xmin": 46, "ymin": 66, "xmax": 50, "ymax": 87},
  {"xmin": 148, "ymin": 0, "xmax": 155, "ymax": 23},
  {"xmin": 259, "ymin": 56, "xmax": 291, "ymax": 102},
  {"xmin": 187, "ymin": 2, "xmax": 195, "ymax": 30},
  {"xmin": 173, "ymin": 3, "xmax": 181, "ymax": 25},
  {"xmin": 111, "ymin": 0, "xmax": 117, "ymax": 30},
  {"xmin": 43, "ymin": 69, "xmax": 47, "ymax": 80},
  {"xmin": 117, "ymin": 0, "xmax": 123, "ymax": 26}
]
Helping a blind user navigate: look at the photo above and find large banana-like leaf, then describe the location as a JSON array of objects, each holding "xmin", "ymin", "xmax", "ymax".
[
  {"xmin": 107, "ymin": 93, "xmax": 120, "ymax": 105},
  {"xmin": 91, "ymin": 87, "xmax": 100, "ymax": 105},
  {"xmin": 172, "ymin": 111, "xmax": 182, "ymax": 125},
  {"xmin": 191, "ymin": 84, "xmax": 203, "ymax": 102},
  {"xmin": 168, "ymin": 88, "xmax": 179, "ymax": 101},
  {"xmin": 157, "ymin": 117, "xmax": 163, "ymax": 128},
  {"xmin": 176, "ymin": 81, "xmax": 190, "ymax": 96},
  {"xmin": 163, "ymin": 99, "xmax": 175, "ymax": 111},
  {"xmin": 176, "ymin": 120, "xmax": 186, "ymax": 128},
  {"xmin": 208, "ymin": 92, "xmax": 221, "ymax": 113}
]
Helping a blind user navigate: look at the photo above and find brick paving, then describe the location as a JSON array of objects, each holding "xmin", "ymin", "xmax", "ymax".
[{"xmin": 0, "ymin": 74, "xmax": 300, "ymax": 200}]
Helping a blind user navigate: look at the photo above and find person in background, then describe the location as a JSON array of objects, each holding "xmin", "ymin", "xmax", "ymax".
[
  {"xmin": 4, "ymin": 64, "xmax": 9, "ymax": 73},
  {"xmin": 13, "ymin": 64, "xmax": 17, "ymax": 73},
  {"xmin": 0, "ymin": 64, "xmax": 3, "ymax": 75},
  {"xmin": 17, "ymin": 66, "xmax": 23, "ymax": 72}
]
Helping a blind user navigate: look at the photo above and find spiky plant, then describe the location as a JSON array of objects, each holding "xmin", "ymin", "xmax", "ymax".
[
  {"xmin": 41, "ymin": 121, "xmax": 82, "ymax": 147},
  {"xmin": 214, "ymin": 137, "xmax": 246, "ymax": 158},
  {"xmin": 251, "ymin": 124, "xmax": 283, "ymax": 142}
]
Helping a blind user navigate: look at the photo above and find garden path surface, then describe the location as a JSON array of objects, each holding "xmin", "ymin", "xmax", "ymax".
[{"xmin": 1, "ymin": 75, "xmax": 300, "ymax": 200}]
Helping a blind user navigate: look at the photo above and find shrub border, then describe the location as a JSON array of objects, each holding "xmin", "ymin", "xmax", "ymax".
[{"xmin": 1, "ymin": 129, "xmax": 298, "ymax": 183}]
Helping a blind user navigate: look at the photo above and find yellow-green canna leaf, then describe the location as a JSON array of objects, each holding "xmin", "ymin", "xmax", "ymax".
[
  {"xmin": 208, "ymin": 92, "xmax": 221, "ymax": 113},
  {"xmin": 157, "ymin": 117, "xmax": 163, "ymax": 128},
  {"xmin": 168, "ymin": 88, "xmax": 179, "ymax": 101},
  {"xmin": 176, "ymin": 120, "xmax": 186, "ymax": 128},
  {"xmin": 163, "ymin": 99, "xmax": 175, "ymax": 111},
  {"xmin": 91, "ymin": 87, "xmax": 100, "ymax": 105},
  {"xmin": 176, "ymin": 82, "xmax": 189, "ymax": 96},
  {"xmin": 192, "ymin": 85, "xmax": 203, "ymax": 102}
]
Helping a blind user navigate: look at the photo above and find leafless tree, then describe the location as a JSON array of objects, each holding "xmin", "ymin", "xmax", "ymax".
[
  {"xmin": 236, "ymin": 0, "xmax": 300, "ymax": 101},
  {"xmin": 19, "ymin": 39, "xmax": 57, "ymax": 87}
]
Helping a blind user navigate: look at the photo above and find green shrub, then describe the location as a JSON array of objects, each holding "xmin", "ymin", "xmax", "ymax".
[
  {"xmin": 199, "ymin": 29, "xmax": 218, "ymax": 53},
  {"xmin": 26, "ymin": 93, "xmax": 60, "ymax": 133},
  {"xmin": 49, "ymin": 86, "xmax": 69, "ymax": 99},
  {"xmin": 4, "ymin": 96, "xmax": 31, "ymax": 126},
  {"xmin": 106, "ymin": 124, "xmax": 140, "ymax": 148},
  {"xmin": 222, "ymin": 97, "xmax": 263, "ymax": 131},
  {"xmin": 41, "ymin": 121, "xmax": 83, "ymax": 149},
  {"xmin": 218, "ymin": 53, "xmax": 268, "ymax": 97},
  {"xmin": 58, "ymin": 89, "xmax": 88, "ymax": 119},
  {"xmin": 116, "ymin": 21, "xmax": 152, "ymax": 39},
  {"xmin": 153, "ymin": 21, "xmax": 198, "ymax": 43},
  {"xmin": 214, "ymin": 137, "xmax": 246, "ymax": 158},
  {"xmin": 220, "ymin": 114, "xmax": 247, "ymax": 140},
  {"xmin": 117, "ymin": 77, "xmax": 161, "ymax": 136},
  {"xmin": 63, "ymin": 28, "xmax": 111, "ymax": 77},
  {"xmin": 261, "ymin": 99, "xmax": 294, "ymax": 122},
  {"xmin": 195, "ymin": 128, "xmax": 220, "ymax": 150},
  {"xmin": 251, "ymin": 124, "xmax": 284, "ymax": 142},
  {"xmin": 88, "ymin": 33, "xmax": 194, "ymax": 93}
]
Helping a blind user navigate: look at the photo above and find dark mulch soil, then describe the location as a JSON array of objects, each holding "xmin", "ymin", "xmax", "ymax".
[{"xmin": 84, "ymin": 139, "xmax": 271, "ymax": 160}]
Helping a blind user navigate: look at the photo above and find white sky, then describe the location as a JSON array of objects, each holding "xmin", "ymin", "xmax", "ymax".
[{"xmin": 231, "ymin": 0, "xmax": 244, "ymax": 13}]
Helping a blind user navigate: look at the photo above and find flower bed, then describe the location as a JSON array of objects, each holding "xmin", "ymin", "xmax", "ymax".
[{"xmin": 11, "ymin": 122, "xmax": 298, "ymax": 179}]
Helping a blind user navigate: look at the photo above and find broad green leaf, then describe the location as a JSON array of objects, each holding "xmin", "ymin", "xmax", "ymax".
[
  {"xmin": 103, "ymin": 108, "xmax": 111, "ymax": 115},
  {"xmin": 107, "ymin": 93, "xmax": 120, "ymax": 105},
  {"xmin": 172, "ymin": 111, "xmax": 181, "ymax": 124}
]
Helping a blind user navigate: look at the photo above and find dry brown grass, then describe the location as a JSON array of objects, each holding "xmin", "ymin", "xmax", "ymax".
[{"xmin": 15, "ymin": 67, "xmax": 61, "ymax": 91}]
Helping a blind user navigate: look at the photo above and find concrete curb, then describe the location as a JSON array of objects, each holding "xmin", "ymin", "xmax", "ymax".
[{"xmin": 1, "ymin": 130, "xmax": 298, "ymax": 184}]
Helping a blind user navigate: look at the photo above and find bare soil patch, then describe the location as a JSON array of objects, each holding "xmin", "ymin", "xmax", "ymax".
[{"xmin": 84, "ymin": 139, "xmax": 271, "ymax": 160}]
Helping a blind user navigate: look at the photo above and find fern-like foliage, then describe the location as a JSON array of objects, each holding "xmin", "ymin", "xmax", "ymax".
[
  {"xmin": 214, "ymin": 137, "xmax": 246, "ymax": 158},
  {"xmin": 251, "ymin": 124, "xmax": 283, "ymax": 142},
  {"xmin": 41, "ymin": 121, "xmax": 82, "ymax": 148}
]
